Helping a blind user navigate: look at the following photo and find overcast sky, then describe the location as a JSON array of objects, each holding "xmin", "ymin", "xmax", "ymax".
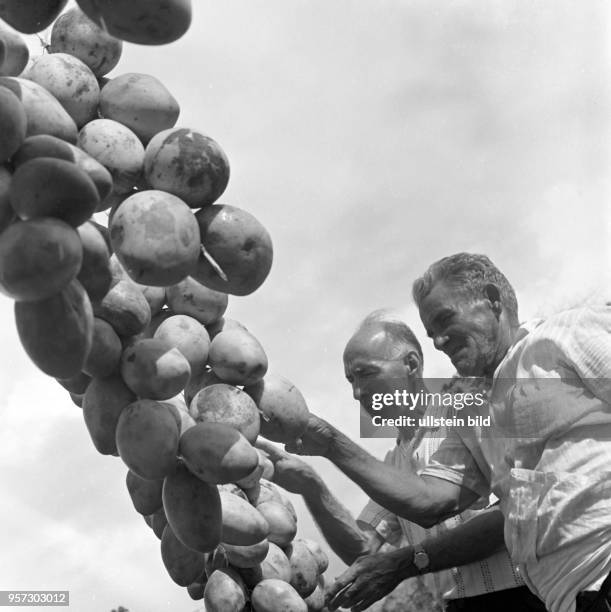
[{"xmin": 1, "ymin": 1, "xmax": 611, "ymax": 610}]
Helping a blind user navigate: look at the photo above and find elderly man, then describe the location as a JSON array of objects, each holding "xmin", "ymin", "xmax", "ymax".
[
  {"xmin": 294, "ymin": 253, "xmax": 611, "ymax": 612},
  {"xmin": 262, "ymin": 310, "xmax": 544, "ymax": 611}
]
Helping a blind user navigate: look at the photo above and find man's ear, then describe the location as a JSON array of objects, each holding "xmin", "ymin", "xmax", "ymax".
[
  {"xmin": 484, "ymin": 283, "xmax": 503, "ymax": 318},
  {"xmin": 404, "ymin": 350, "xmax": 421, "ymax": 376}
]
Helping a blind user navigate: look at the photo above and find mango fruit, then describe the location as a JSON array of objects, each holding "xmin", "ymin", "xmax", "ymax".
[
  {"xmin": 83, "ymin": 318, "xmax": 121, "ymax": 378},
  {"xmin": 206, "ymin": 316, "xmax": 248, "ymax": 340},
  {"xmin": 120, "ymin": 338, "xmax": 191, "ymax": 400},
  {"xmin": 144, "ymin": 128, "xmax": 229, "ymax": 208},
  {"xmin": 223, "ymin": 539, "xmax": 269, "ymax": 569},
  {"xmin": 218, "ymin": 483, "xmax": 249, "ymax": 501},
  {"xmin": 82, "ymin": 373, "xmax": 135, "ymax": 455},
  {"xmin": 166, "ymin": 276, "xmax": 228, "ymax": 325},
  {"xmin": 134, "ymin": 283, "xmax": 166, "ymax": 316},
  {"xmin": 190, "ymin": 383, "xmax": 260, "ymax": 444},
  {"xmin": 256, "ymin": 501, "xmax": 297, "ymax": 548},
  {"xmin": 10, "ymin": 158, "xmax": 99, "ymax": 226},
  {"xmin": 154, "ymin": 314, "xmax": 210, "ymax": 373},
  {"xmin": 180, "ymin": 422, "xmax": 259, "ymax": 484},
  {"xmin": 150, "ymin": 506, "xmax": 169, "ymax": 540},
  {"xmin": 235, "ymin": 452, "xmax": 266, "ymax": 489},
  {"xmin": 78, "ymin": 118, "xmax": 144, "ymax": 193},
  {"xmin": 245, "ymin": 374, "xmax": 310, "ymax": 443},
  {"xmin": 164, "ymin": 394, "xmax": 196, "ymax": 436},
  {"xmin": 0, "ymin": 77, "xmax": 77, "ymax": 143},
  {"xmin": 110, "ymin": 190, "xmax": 200, "ymax": 286},
  {"xmin": 303, "ymin": 576, "xmax": 325, "ymax": 612},
  {"xmin": 93, "ymin": 279, "xmax": 151, "ymax": 337},
  {"xmin": 162, "ymin": 461, "xmax": 222, "ymax": 553},
  {"xmin": 0, "ymin": 23, "xmax": 29, "ymax": 76},
  {"xmin": 184, "ymin": 367, "xmax": 223, "ymax": 407},
  {"xmin": 12, "ymin": 134, "xmax": 113, "ymax": 201},
  {"xmin": 0, "ymin": 218, "xmax": 82, "ymax": 301},
  {"xmin": 285, "ymin": 540, "xmax": 319, "ymax": 598},
  {"xmin": 0, "ymin": 165, "xmax": 14, "ymax": 233},
  {"xmin": 300, "ymin": 539, "xmax": 328, "ymax": 574},
  {"xmin": 116, "ymin": 399, "xmax": 180, "ymax": 480},
  {"xmin": 25, "ymin": 53, "xmax": 99, "ymax": 128},
  {"xmin": 219, "ymin": 491, "xmax": 269, "ymax": 546},
  {"xmin": 57, "ymin": 371, "xmax": 91, "ymax": 395},
  {"xmin": 209, "ymin": 328, "xmax": 268, "ymax": 386},
  {"xmin": 240, "ymin": 542, "xmax": 292, "ymax": 588},
  {"xmin": 15, "ymin": 279, "xmax": 93, "ymax": 378},
  {"xmin": 194, "ymin": 204, "xmax": 273, "ymax": 296},
  {"xmin": 0, "ymin": 86, "xmax": 26, "ymax": 162},
  {"xmin": 70, "ymin": 392, "xmax": 84, "ymax": 408},
  {"xmin": 187, "ymin": 581, "xmax": 206, "ymax": 601},
  {"xmin": 161, "ymin": 524, "xmax": 207, "ymax": 586},
  {"xmin": 50, "ymin": 7, "xmax": 122, "ymax": 77},
  {"xmin": 76, "ymin": 0, "xmax": 192, "ymax": 46},
  {"xmin": 251, "ymin": 579, "xmax": 307, "ymax": 612},
  {"xmin": 126, "ymin": 470, "xmax": 163, "ymax": 515},
  {"xmin": 0, "ymin": 0, "xmax": 68, "ymax": 34},
  {"xmin": 77, "ymin": 221, "xmax": 113, "ymax": 303},
  {"xmin": 100, "ymin": 73, "xmax": 179, "ymax": 143},
  {"xmin": 204, "ymin": 568, "xmax": 247, "ymax": 612}
]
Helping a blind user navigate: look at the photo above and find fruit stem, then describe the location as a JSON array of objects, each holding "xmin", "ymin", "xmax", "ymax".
[
  {"xmin": 35, "ymin": 34, "xmax": 50, "ymax": 54},
  {"xmin": 258, "ymin": 409, "xmax": 271, "ymax": 423},
  {"xmin": 200, "ymin": 245, "xmax": 229, "ymax": 282}
]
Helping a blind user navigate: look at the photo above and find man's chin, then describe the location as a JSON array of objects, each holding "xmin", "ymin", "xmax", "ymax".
[{"xmin": 452, "ymin": 356, "xmax": 480, "ymax": 377}]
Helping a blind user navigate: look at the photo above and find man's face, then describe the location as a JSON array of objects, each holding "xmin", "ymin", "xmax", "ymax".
[
  {"xmin": 343, "ymin": 326, "xmax": 412, "ymax": 416},
  {"xmin": 418, "ymin": 280, "xmax": 501, "ymax": 377}
]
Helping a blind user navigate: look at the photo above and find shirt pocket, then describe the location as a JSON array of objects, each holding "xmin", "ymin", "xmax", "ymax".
[{"xmin": 504, "ymin": 467, "xmax": 611, "ymax": 563}]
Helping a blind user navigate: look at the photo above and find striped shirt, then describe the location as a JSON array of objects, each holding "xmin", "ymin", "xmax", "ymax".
[
  {"xmin": 357, "ymin": 397, "xmax": 524, "ymax": 601},
  {"xmin": 421, "ymin": 305, "xmax": 611, "ymax": 612}
]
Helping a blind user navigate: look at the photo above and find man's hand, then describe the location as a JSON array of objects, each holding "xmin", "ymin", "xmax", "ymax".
[
  {"xmin": 326, "ymin": 548, "xmax": 411, "ymax": 611},
  {"xmin": 255, "ymin": 439, "xmax": 317, "ymax": 494},
  {"xmin": 285, "ymin": 414, "xmax": 336, "ymax": 457}
]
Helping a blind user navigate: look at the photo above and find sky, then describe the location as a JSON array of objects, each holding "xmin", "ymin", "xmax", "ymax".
[{"xmin": 1, "ymin": 1, "xmax": 611, "ymax": 610}]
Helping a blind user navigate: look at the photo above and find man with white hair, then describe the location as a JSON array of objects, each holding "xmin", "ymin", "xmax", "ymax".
[
  {"xmin": 299, "ymin": 253, "xmax": 611, "ymax": 612},
  {"xmin": 262, "ymin": 309, "xmax": 545, "ymax": 611}
]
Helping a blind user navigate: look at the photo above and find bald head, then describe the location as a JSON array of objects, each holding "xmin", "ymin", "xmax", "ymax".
[
  {"xmin": 343, "ymin": 310, "xmax": 423, "ymax": 412},
  {"xmin": 343, "ymin": 310, "xmax": 423, "ymax": 369}
]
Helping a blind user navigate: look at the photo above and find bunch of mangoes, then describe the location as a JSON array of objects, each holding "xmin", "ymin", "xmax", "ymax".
[{"xmin": 0, "ymin": 5, "xmax": 330, "ymax": 610}]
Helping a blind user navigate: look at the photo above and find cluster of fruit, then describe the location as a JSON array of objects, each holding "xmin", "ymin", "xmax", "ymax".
[{"xmin": 0, "ymin": 2, "xmax": 332, "ymax": 611}]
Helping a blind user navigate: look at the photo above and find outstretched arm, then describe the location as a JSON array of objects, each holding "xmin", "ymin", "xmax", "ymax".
[
  {"xmin": 256, "ymin": 440, "xmax": 382, "ymax": 565},
  {"xmin": 327, "ymin": 505, "xmax": 506, "ymax": 611},
  {"xmin": 286, "ymin": 414, "xmax": 482, "ymax": 528}
]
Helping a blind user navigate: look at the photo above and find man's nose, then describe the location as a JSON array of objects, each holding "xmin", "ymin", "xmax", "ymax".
[{"xmin": 433, "ymin": 333, "xmax": 449, "ymax": 350}]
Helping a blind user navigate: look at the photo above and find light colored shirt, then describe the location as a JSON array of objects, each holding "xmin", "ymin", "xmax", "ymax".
[
  {"xmin": 421, "ymin": 305, "xmax": 611, "ymax": 612},
  {"xmin": 358, "ymin": 397, "xmax": 524, "ymax": 601}
]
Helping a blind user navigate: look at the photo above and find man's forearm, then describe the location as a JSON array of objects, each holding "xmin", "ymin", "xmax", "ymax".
[
  {"xmin": 325, "ymin": 426, "xmax": 471, "ymax": 527},
  {"xmin": 300, "ymin": 471, "xmax": 373, "ymax": 565},
  {"xmin": 387, "ymin": 506, "xmax": 507, "ymax": 581}
]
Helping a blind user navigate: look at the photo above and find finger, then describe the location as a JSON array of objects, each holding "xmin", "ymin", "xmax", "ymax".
[
  {"xmin": 352, "ymin": 594, "xmax": 379, "ymax": 612},
  {"xmin": 327, "ymin": 582, "xmax": 354, "ymax": 610},
  {"xmin": 326, "ymin": 571, "xmax": 357, "ymax": 601},
  {"xmin": 254, "ymin": 438, "xmax": 284, "ymax": 460},
  {"xmin": 331, "ymin": 580, "xmax": 367, "ymax": 610}
]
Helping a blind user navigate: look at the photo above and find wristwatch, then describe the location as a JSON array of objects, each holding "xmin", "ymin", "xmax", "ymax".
[{"xmin": 413, "ymin": 544, "xmax": 430, "ymax": 573}]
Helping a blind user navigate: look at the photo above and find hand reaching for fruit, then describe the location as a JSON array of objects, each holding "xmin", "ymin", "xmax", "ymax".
[
  {"xmin": 255, "ymin": 439, "xmax": 317, "ymax": 495},
  {"xmin": 284, "ymin": 414, "xmax": 336, "ymax": 458}
]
